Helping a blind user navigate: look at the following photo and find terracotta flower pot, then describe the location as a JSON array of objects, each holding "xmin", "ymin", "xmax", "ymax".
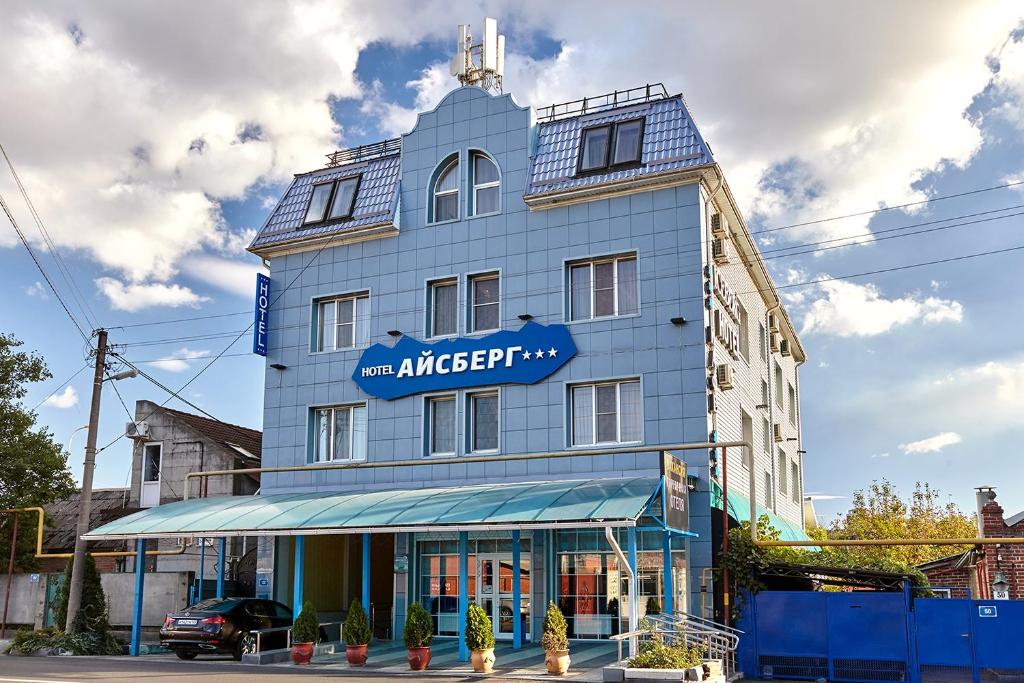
[
  {"xmin": 470, "ymin": 647, "xmax": 495, "ymax": 673},
  {"xmin": 346, "ymin": 643, "xmax": 369, "ymax": 666},
  {"xmin": 407, "ymin": 646, "xmax": 431, "ymax": 670},
  {"xmin": 545, "ymin": 648, "xmax": 570, "ymax": 675},
  {"xmin": 290, "ymin": 642, "xmax": 314, "ymax": 665}
]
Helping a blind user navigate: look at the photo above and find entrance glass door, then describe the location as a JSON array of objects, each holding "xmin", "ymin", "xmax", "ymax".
[{"xmin": 477, "ymin": 554, "xmax": 529, "ymax": 641}]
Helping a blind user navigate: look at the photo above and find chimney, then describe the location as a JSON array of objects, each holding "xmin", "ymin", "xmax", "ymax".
[{"xmin": 975, "ymin": 486, "xmax": 996, "ymax": 537}]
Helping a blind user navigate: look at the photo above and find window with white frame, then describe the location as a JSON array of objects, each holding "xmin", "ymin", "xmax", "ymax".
[
  {"xmin": 788, "ymin": 382, "xmax": 797, "ymax": 425},
  {"xmin": 312, "ymin": 404, "xmax": 367, "ymax": 462},
  {"xmin": 762, "ymin": 416, "xmax": 771, "ymax": 454},
  {"xmin": 761, "ymin": 379, "xmax": 769, "ymax": 408},
  {"xmin": 777, "ymin": 449, "xmax": 788, "ymax": 496},
  {"xmin": 432, "ymin": 158, "xmax": 459, "ymax": 222},
  {"xmin": 774, "ymin": 361, "xmax": 783, "ymax": 408},
  {"xmin": 791, "ymin": 461, "xmax": 800, "ymax": 503},
  {"xmin": 427, "ymin": 278, "xmax": 458, "ymax": 338},
  {"xmin": 469, "ymin": 273, "xmax": 499, "ymax": 333},
  {"xmin": 764, "ymin": 471, "xmax": 773, "ymax": 508},
  {"xmin": 568, "ymin": 254, "xmax": 638, "ymax": 321},
  {"xmin": 570, "ymin": 379, "xmax": 642, "ymax": 446},
  {"xmin": 427, "ymin": 395, "xmax": 457, "ymax": 456},
  {"xmin": 758, "ymin": 322, "xmax": 766, "ymax": 360},
  {"xmin": 468, "ymin": 390, "xmax": 499, "ymax": 453},
  {"xmin": 741, "ymin": 411, "xmax": 753, "ymax": 470},
  {"xmin": 470, "ymin": 153, "xmax": 500, "ymax": 216},
  {"xmin": 143, "ymin": 443, "xmax": 161, "ymax": 482},
  {"xmin": 316, "ymin": 292, "xmax": 370, "ymax": 351}
]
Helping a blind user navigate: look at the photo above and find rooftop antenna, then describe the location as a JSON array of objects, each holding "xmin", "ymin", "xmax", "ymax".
[{"xmin": 450, "ymin": 17, "xmax": 505, "ymax": 94}]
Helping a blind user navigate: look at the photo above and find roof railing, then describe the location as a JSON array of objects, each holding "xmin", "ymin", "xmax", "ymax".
[
  {"xmin": 536, "ymin": 83, "xmax": 671, "ymax": 123},
  {"xmin": 325, "ymin": 137, "xmax": 402, "ymax": 167}
]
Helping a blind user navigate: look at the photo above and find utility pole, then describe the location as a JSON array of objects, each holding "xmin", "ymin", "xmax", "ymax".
[{"xmin": 65, "ymin": 329, "xmax": 107, "ymax": 633}]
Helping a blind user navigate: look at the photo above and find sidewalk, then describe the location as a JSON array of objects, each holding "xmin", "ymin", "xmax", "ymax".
[{"xmin": 289, "ymin": 639, "xmax": 619, "ymax": 680}]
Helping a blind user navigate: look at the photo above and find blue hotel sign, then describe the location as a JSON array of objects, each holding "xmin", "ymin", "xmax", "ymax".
[
  {"xmin": 353, "ymin": 322, "xmax": 577, "ymax": 400},
  {"xmin": 253, "ymin": 273, "xmax": 270, "ymax": 356}
]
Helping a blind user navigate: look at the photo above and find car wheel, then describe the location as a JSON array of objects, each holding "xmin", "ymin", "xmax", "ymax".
[
  {"xmin": 175, "ymin": 650, "xmax": 198, "ymax": 660},
  {"xmin": 235, "ymin": 631, "xmax": 257, "ymax": 661}
]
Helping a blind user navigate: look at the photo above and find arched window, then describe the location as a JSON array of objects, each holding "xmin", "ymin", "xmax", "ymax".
[
  {"xmin": 470, "ymin": 153, "xmax": 500, "ymax": 216},
  {"xmin": 432, "ymin": 158, "xmax": 460, "ymax": 222}
]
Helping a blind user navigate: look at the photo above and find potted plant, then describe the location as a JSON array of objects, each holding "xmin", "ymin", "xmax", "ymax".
[
  {"xmin": 403, "ymin": 601, "xmax": 433, "ymax": 670},
  {"xmin": 541, "ymin": 601, "xmax": 571, "ymax": 675},
  {"xmin": 465, "ymin": 603, "xmax": 496, "ymax": 673},
  {"xmin": 343, "ymin": 598, "xmax": 372, "ymax": 666},
  {"xmin": 290, "ymin": 601, "xmax": 319, "ymax": 665}
]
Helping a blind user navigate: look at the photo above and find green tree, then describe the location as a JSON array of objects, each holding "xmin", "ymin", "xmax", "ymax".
[
  {"xmin": 0, "ymin": 333, "xmax": 77, "ymax": 569},
  {"xmin": 822, "ymin": 479, "xmax": 976, "ymax": 567},
  {"xmin": 55, "ymin": 554, "xmax": 112, "ymax": 634}
]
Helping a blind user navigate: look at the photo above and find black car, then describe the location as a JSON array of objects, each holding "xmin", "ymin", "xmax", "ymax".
[{"xmin": 160, "ymin": 597, "xmax": 293, "ymax": 660}]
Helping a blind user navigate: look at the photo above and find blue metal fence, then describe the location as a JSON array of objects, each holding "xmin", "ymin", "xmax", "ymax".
[{"xmin": 739, "ymin": 590, "xmax": 1024, "ymax": 682}]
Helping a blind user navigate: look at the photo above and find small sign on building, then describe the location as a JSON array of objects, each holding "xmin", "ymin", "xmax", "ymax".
[
  {"xmin": 394, "ymin": 554, "xmax": 409, "ymax": 574},
  {"xmin": 661, "ymin": 451, "xmax": 689, "ymax": 533},
  {"xmin": 253, "ymin": 272, "xmax": 270, "ymax": 357},
  {"xmin": 979, "ymin": 605, "xmax": 998, "ymax": 618}
]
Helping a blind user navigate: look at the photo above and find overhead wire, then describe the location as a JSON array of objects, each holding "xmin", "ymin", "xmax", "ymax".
[
  {"xmin": 1, "ymin": 141, "xmax": 101, "ymax": 330},
  {"xmin": 30, "ymin": 362, "xmax": 90, "ymax": 411},
  {"xmin": 1, "ymin": 192, "xmax": 91, "ymax": 343},
  {"xmin": 106, "ymin": 201, "xmax": 1024, "ymax": 339}
]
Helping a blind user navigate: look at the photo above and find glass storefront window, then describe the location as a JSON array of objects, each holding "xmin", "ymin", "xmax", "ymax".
[
  {"xmin": 417, "ymin": 536, "xmax": 532, "ymax": 639},
  {"xmin": 555, "ymin": 529, "xmax": 686, "ymax": 639}
]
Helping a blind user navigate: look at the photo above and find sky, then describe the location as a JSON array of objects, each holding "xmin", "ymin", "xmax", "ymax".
[{"xmin": 2, "ymin": 1, "xmax": 1023, "ymax": 525}]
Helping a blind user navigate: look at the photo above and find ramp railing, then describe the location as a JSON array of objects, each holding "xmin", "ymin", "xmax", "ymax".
[{"xmin": 643, "ymin": 611, "xmax": 743, "ymax": 678}]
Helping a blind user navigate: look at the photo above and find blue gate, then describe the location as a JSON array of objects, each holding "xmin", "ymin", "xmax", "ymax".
[{"xmin": 739, "ymin": 592, "xmax": 1024, "ymax": 682}]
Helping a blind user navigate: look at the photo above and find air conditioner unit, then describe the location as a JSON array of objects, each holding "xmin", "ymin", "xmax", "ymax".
[
  {"xmin": 715, "ymin": 364, "xmax": 734, "ymax": 390},
  {"xmin": 711, "ymin": 238, "xmax": 730, "ymax": 264},
  {"xmin": 773, "ymin": 423, "xmax": 784, "ymax": 443},
  {"xmin": 711, "ymin": 212, "xmax": 729, "ymax": 239},
  {"xmin": 779, "ymin": 339, "xmax": 791, "ymax": 356},
  {"xmin": 125, "ymin": 421, "xmax": 149, "ymax": 439},
  {"xmin": 769, "ymin": 332, "xmax": 780, "ymax": 353},
  {"xmin": 768, "ymin": 313, "xmax": 780, "ymax": 332}
]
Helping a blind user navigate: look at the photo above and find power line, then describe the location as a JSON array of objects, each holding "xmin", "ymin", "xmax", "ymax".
[
  {"xmin": 30, "ymin": 363, "xmax": 90, "ymax": 411},
  {"xmin": 107, "ymin": 204, "xmax": 1024, "ymax": 338},
  {"xmin": 1, "ymin": 142, "xmax": 100, "ymax": 330},
  {"xmin": 1, "ymin": 192, "xmax": 91, "ymax": 343},
  {"xmin": 752, "ymin": 178, "xmax": 1024, "ymax": 236}
]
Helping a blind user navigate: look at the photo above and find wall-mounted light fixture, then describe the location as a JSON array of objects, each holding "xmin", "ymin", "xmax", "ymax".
[
  {"xmin": 517, "ymin": 314, "xmax": 533, "ymax": 321},
  {"xmin": 670, "ymin": 317, "xmax": 687, "ymax": 326},
  {"xmin": 387, "ymin": 330, "xmax": 402, "ymax": 338},
  {"xmin": 755, "ymin": 404, "xmax": 768, "ymax": 410},
  {"xmin": 269, "ymin": 363, "xmax": 287, "ymax": 371}
]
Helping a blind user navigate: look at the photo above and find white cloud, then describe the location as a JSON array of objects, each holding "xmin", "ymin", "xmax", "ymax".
[
  {"xmin": 147, "ymin": 347, "xmax": 211, "ymax": 373},
  {"xmin": 42, "ymin": 385, "xmax": 78, "ymax": 409},
  {"xmin": 870, "ymin": 452, "xmax": 891, "ymax": 459},
  {"xmin": 899, "ymin": 431, "xmax": 962, "ymax": 454},
  {"xmin": 182, "ymin": 255, "xmax": 262, "ymax": 299},
  {"xmin": 388, "ymin": 5, "xmax": 1022, "ymax": 245},
  {"xmin": 25, "ymin": 281, "xmax": 48, "ymax": 299},
  {"xmin": 96, "ymin": 277, "xmax": 209, "ymax": 312},
  {"xmin": 799, "ymin": 279, "xmax": 964, "ymax": 337}
]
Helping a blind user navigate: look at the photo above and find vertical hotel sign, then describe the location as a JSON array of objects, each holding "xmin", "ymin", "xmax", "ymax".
[
  {"xmin": 661, "ymin": 451, "xmax": 689, "ymax": 532},
  {"xmin": 253, "ymin": 273, "xmax": 269, "ymax": 356}
]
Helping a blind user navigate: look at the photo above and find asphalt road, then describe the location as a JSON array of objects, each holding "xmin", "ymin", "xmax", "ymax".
[{"xmin": 0, "ymin": 654, "xmax": 487, "ymax": 682}]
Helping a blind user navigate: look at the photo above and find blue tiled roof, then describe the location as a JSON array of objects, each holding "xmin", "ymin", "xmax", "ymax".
[
  {"xmin": 249, "ymin": 153, "xmax": 401, "ymax": 251},
  {"xmin": 526, "ymin": 96, "xmax": 714, "ymax": 197}
]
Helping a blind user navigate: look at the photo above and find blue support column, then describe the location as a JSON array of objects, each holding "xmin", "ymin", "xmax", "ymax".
[
  {"xmin": 293, "ymin": 536, "xmax": 305, "ymax": 620},
  {"xmin": 362, "ymin": 532, "xmax": 371, "ymax": 614},
  {"xmin": 216, "ymin": 537, "xmax": 227, "ymax": 599},
  {"xmin": 512, "ymin": 529, "xmax": 522, "ymax": 649},
  {"xmin": 129, "ymin": 538, "xmax": 146, "ymax": 656},
  {"xmin": 458, "ymin": 531, "xmax": 469, "ymax": 662},
  {"xmin": 197, "ymin": 537, "xmax": 206, "ymax": 602},
  {"xmin": 662, "ymin": 530, "xmax": 673, "ymax": 616},
  {"xmin": 627, "ymin": 527, "xmax": 639, "ymax": 632}
]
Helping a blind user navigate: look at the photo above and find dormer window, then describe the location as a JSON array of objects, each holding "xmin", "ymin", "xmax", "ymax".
[
  {"xmin": 303, "ymin": 175, "xmax": 361, "ymax": 225},
  {"xmin": 577, "ymin": 118, "xmax": 645, "ymax": 174}
]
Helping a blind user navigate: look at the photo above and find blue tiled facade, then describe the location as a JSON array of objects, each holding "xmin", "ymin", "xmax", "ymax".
[{"xmin": 250, "ymin": 85, "xmax": 804, "ymax": 638}]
